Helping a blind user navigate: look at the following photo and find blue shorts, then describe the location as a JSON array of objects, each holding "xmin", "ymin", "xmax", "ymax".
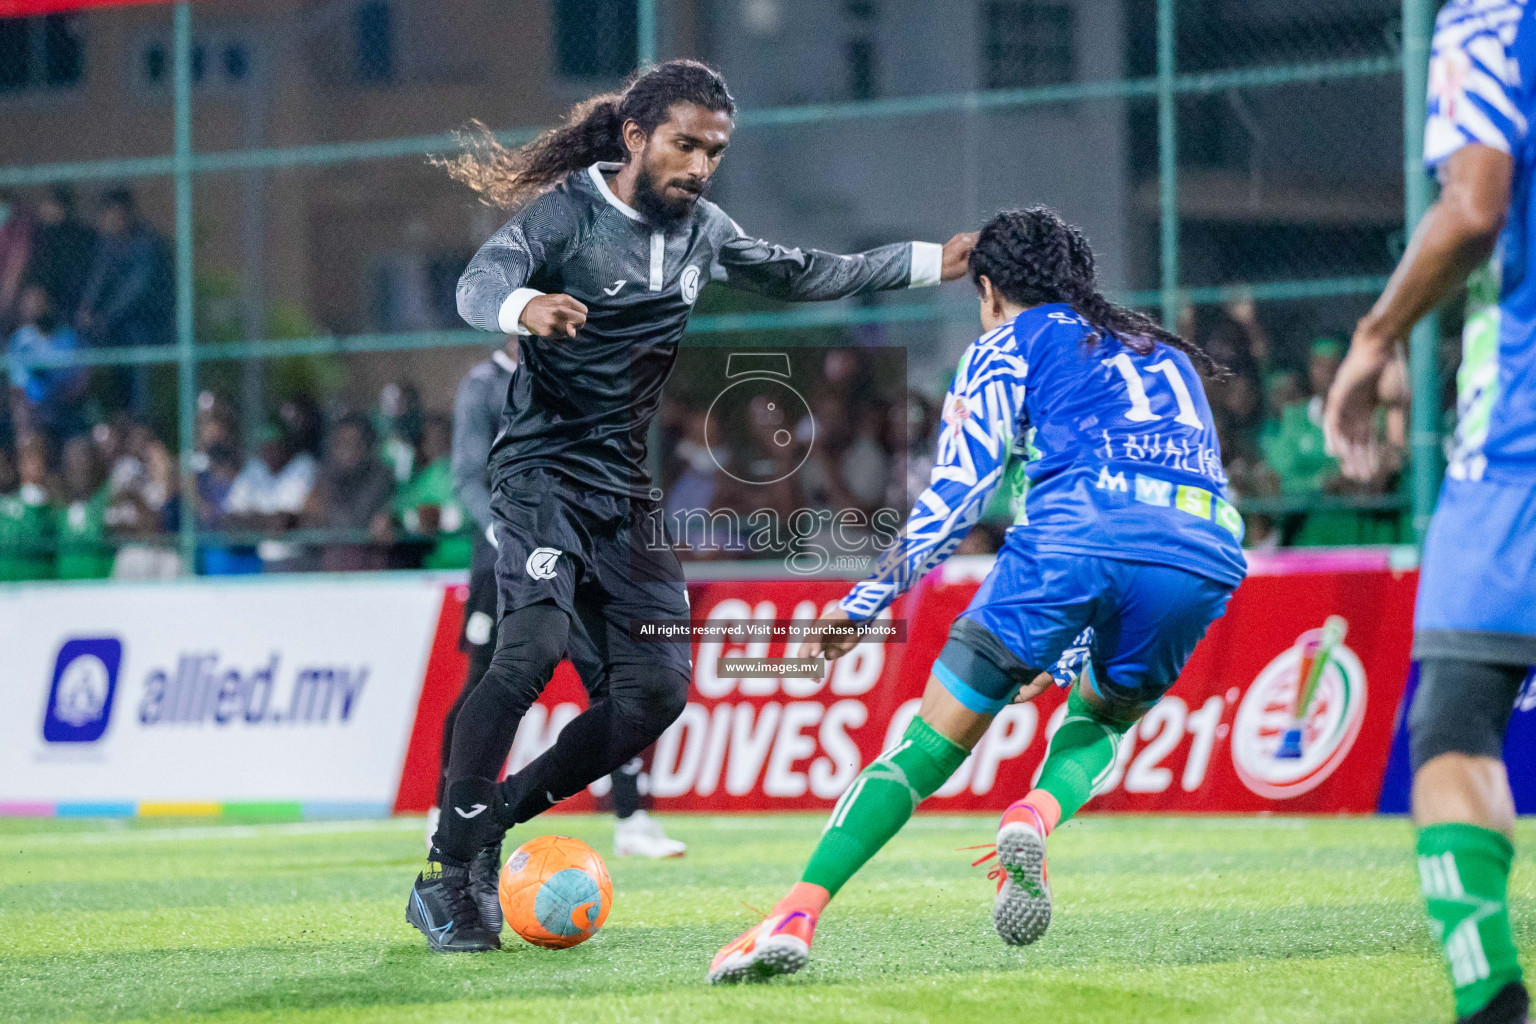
[
  {"xmin": 933, "ymin": 538, "xmax": 1235, "ymax": 714},
  {"xmin": 1415, "ymin": 474, "xmax": 1536, "ymax": 664}
]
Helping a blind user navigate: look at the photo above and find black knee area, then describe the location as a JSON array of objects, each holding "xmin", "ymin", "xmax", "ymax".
[
  {"xmin": 478, "ymin": 603, "xmax": 570, "ymax": 712},
  {"xmin": 609, "ymin": 663, "xmax": 690, "ymax": 738},
  {"xmin": 446, "ymin": 602, "xmax": 571, "ymax": 783},
  {"xmin": 1408, "ymin": 658, "xmax": 1525, "ymax": 772}
]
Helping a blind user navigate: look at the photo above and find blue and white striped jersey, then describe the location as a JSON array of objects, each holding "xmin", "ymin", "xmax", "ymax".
[
  {"xmin": 1426, "ymin": 0, "xmax": 1536, "ymax": 480},
  {"xmin": 841, "ymin": 303, "xmax": 1247, "ymax": 621}
]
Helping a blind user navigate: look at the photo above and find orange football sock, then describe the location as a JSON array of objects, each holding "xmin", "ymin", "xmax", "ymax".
[
  {"xmin": 1019, "ymin": 789, "xmax": 1063, "ymax": 836},
  {"xmin": 773, "ymin": 882, "xmax": 830, "ymax": 918}
]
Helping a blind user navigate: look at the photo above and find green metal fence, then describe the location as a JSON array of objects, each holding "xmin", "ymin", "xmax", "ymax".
[{"xmin": 0, "ymin": 0, "xmax": 1438, "ymax": 573}]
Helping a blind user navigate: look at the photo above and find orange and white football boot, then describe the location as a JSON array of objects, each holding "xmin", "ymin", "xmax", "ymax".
[
  {"xmin": 986, "ymin": 799, "xmax": 1052, "ymax": 945},
  {"xmin": 707, "ymin": 910, "xmax": 817, "ymax": 984}
]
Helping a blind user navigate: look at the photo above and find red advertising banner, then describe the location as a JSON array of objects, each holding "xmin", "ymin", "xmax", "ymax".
[
  {"xmin": 398, "ymin": 557, "xmax": 1419, "ymax": 815},
  {"xmin": 0, "ymin": 0, "xmax": 176, "ymax": 15}
]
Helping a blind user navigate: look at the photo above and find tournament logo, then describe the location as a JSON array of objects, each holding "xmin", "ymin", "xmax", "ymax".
[
  {"xmin": 42, "ymin": 637, "xmax": 123, "ymax": 743},
  {"xmin": 1230, "ymin": 618, "xmax": 1366, "ymax": 799},
  {"xmin": 680, "ymin": 265, "xmax": 701, "ymax": 305},
  {"xmin": 525, "ymin": 547, "xmax": 561, "ymax": 580}
]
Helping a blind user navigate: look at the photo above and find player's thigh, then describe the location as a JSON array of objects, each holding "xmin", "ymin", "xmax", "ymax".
[
  {"xmin": 584, "ymin": 517, "xmax": 693, "ymax": 681},
  {"xmin": 565, "ymin": 606, "xmax": 611, "ymax": 700},
  {"xmin": 942, "ymin": 541, "xmax": 1104, "ymax": 716},
  {"xmin": 1091, "ymin": 561, "xmax": 1233, "ymax": 714},
  {"xmin": 1409, "ymin": 657, "xmax": 1528, "ymax": 769},
  {"xmin": 490, "ymin": 473, "xmax": 587, "ymax": 622},
  {"xmin": 916, "ymin": 673, "xmax": 996, "ymax": 750},
  {"xmin": 1415, "ymin": 475, "xmax": 1536, "ymax": 661}
]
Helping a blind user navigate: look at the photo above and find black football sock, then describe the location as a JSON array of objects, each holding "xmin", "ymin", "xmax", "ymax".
[
  {"xmin": 610, "ymin": 759, "xmax": 642, "ymax": 820},
  {"xmin": 435, "ymin": 650, "xmax": 486, "ymax": 809},
  {"xmin": 431, "ymin": 776, "xmax": 501, "ymax": 864},
  {"xmin": 497, "ymin": 666, "xmax": 686, "ymax": 827}
]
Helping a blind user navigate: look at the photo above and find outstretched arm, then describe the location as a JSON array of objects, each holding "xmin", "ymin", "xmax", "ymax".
[
  {"xmin": 713, "ymin": 220, "xmax": 974, "ymax": 301},
  {"xmin": 836, "ymin": 332, "xmax": 1028, "ymax": 634}
]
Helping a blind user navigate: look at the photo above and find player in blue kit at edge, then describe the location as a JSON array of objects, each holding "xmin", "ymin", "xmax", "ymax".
[
  {"xmin": 709, "ymin": 207, "xmax": 1247, "ymax": 983},
  {"xmin": 1325, "ymin": 3, "xmax": 1536, "ymax": 1022}
]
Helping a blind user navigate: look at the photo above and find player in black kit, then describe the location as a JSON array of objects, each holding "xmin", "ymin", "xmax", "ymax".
[
  {"xmin": 407, "ymin": 58, "xmax": 975, "ymax": 952},
  {"xmin": 428, "ymin": 339, "xmax": 686, "ymax": 856}
]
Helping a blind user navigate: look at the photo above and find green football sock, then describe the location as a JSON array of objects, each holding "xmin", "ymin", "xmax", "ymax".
[
  {"xmin": 1034, "ymin": 686, "xmax": 1134, "ymax": 825},
  {"xmin": 1417, "ymin": 822, "xmax": 1524, "ymax": 1018},
  {"xmin": 802, "ymin": 716, "xmax": 969, "ymax": 898}
]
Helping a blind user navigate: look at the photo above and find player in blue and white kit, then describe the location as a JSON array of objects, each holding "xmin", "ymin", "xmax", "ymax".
[
  {"xmin": 708, "ymin": 208, "xmax": 1244, "ymax": 984},
  {"xmin": 1326, "ymin": 4, "xmax": 1534, "ymax": 1022}
]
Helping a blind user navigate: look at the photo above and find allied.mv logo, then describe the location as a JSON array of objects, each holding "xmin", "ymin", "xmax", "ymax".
[
  {"xmin": 525, "ymin": 547, "xmax": 562, "ymax": 580},
  {"xmin": 1230, "ymin": 618, "xmax": 1366, "ymax": 799},
  {"xmin": 42, "ymin": 637, "xmax": 123, "ymax": 743}
]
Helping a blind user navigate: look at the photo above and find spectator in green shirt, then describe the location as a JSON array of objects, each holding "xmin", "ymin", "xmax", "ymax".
[
  {"xmin": 1260, "ymin": 337, "xmax": 1404, "ymax": 546},
  {"xmin": 0, "ymin": 441, "xmax": 52, "ymax": 581},
  {"xmin": 392, "ymin": 414, "xmax": 472, "ymax": 569},
  {"xmin": 55, "ymin": 435, "xmax": 113, "ymax": 579},
  {"xmin": 1261, "ymin": 338, "xmax": 1342, "ymax": 496}
]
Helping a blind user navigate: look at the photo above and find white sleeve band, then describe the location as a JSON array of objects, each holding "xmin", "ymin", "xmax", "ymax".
[
  {"xmin": 908, "ymin": 241, "xmax": 944, "ymax": 288},
  {"xmin": 498, "ymin": 287, "xmax": 545, "ymax": 336}
]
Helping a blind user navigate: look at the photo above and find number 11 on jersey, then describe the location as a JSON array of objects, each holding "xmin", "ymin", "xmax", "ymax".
[{"xmin": 1102, "ymin": 353, "xmax": 1204, "ymax": 428}]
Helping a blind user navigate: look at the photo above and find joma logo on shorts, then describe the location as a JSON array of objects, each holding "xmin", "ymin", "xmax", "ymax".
[{"xmin": 526, "ymin": 547, "xmax": 562, "ymax": 580}]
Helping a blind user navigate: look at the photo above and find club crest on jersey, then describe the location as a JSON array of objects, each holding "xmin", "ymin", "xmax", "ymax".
[
  {"xmin": 680, "ymin": 265, "xmax": 701, "ymax": 304},
  {"xmin": 941, "ymin": 394, "xmax": 971, "ymax": 427},
  {"xmin": 525, "ymin": 547, "xmax": 562, "ymax": 580},
  {"xmin": 1429, "ymin": 48, "xmax": 1471, "ymax": 118},
  {"xmin": 1230, "ymin": 624, "xmax": 1367, "ymax": 799}
]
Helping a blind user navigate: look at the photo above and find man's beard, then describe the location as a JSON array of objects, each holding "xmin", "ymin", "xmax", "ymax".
[{"xmin": 633, "ymin": 164, "xmax": 705, "ymax": 230}]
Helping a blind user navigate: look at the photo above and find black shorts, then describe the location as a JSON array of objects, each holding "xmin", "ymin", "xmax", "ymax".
[{"xmin": 491, "ymin": 467, "xmax": 691, "ymax": 679}]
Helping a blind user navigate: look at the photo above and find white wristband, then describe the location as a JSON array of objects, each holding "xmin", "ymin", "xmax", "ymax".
[
  {"xmin": 498, "ymin": 287, "xmax": 545, "ymax": 335},
  {"xmin": 908, "ymin": 241, "xmax": 944, "ymax": 288}
]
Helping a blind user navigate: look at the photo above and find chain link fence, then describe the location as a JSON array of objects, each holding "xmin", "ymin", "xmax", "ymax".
[{"xmin": 0, "ymin": 0, "xmax": 1425, "ymax": 580}]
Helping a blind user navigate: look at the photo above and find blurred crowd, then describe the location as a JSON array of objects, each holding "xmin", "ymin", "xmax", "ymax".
[
  {"xmin": 1191, "ymin": 297, "xmax": 1408, "ymax": 551},
  {"xmin": 652, "ymin": 301, "xmax": 1413, "ymax": 564},
  {"xmin": 2, "ymin": 185, "xmax": 171, "ymax": 438},
  {"xmin": 0, "ymin": 385, "xmax": 474, "ymax": 582},
  {"xmin": 0, "ymin": 183, "xmax": 1412, "ymax": 579},
  {"xmin": 653, "ymin": 348, "xmax": 1004, "ymax": 567}
]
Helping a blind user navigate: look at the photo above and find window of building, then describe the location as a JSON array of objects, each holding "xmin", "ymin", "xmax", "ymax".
[
  {"xmin": 844, "ymin": 0, "xmax": 879, "ymax": 100},
  {"xmin": 0, "ymin": 20, "xmax": 30, "ymax": 92},
  {"xmin": 222, "ymin": 43, "xmax": 249, "ymax": 83},
  {"xmin": 41, "ymin": 13, "xmax": 82, "ymax": 86},
  {"xmin": 846, "ymin": 38, "xmax": 876, "ymax": 100},
  {"xmin": 982, "ymin": 1, "xmax": 1074, "ymax": 90},
  {"xmin": 554, "ymin": 0, "xmax": 637, "ymax": 81},
  {"xmin": 0, "ymin": 14, "xmax": 84, "ymax": 94},
  {"xmin": 353, "ymin": 1, "xmax": 393, "ymax": 84},
  {"xmin": 138, "ymin": 32, "xmax": 251, "ymax": 91}
]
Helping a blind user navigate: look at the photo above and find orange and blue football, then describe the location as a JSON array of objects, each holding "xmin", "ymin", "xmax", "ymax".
[{"xmin": 497, "ymin": 835, "xmax": 613, "ymax": 949}]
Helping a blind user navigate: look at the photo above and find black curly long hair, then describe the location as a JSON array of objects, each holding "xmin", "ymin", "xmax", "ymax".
[
  {"xmin": 968, "ymin": 207, "xmax": 1224, "ymax": 377},
  {"xmin": 437, "ymin": 59, "xmax": 735, "ymax": 210}
]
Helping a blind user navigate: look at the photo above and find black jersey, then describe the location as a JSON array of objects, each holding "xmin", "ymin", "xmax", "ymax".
[{"xmin": 456, "ymin": 161, "xmax": 942, "ymax": 499}]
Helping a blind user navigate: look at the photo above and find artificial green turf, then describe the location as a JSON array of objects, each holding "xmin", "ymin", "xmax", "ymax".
[{"xmin": 3, "ymin": 814, "xmax": 1533, "ymax": 1023}]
